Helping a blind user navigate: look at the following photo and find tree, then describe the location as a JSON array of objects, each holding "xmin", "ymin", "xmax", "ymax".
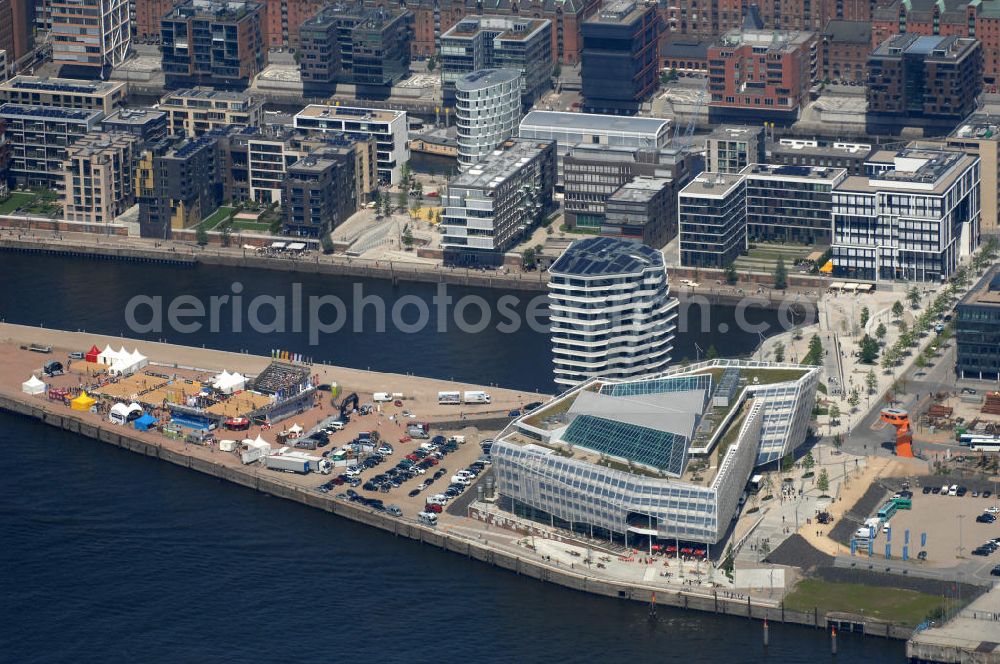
[
  {"xmin": 892, "ymin": 300, "xmax": 905, "ymax": 322},
  {"xmin": 817, "ymin": 468, "xmax": 830, "ymax": 494},
  {"xmin": 522, "ymin": 247, "xmax": 537, "ymax": 270},
  {"xmin": 553, "ymin": 63, "xmax": 562, "ymax": 78},
  {"xmin": 723, "ymin": 543, "xmax": 735, "ymax": 579},
  {"xmin": 804, "ymin": 334, "xmax": 824, "ymax": 365},
  {"xmin": 773, "ymin": 341, "xmax": 785, "ymax": 363},
  {"xmin": 881, "ymin": 349, "xmax": 896, "ymax": 372},
  {"xmin": 915, "ymin": 354, "xmax": 927, "ymax": 369},
  {"xmin": 773, "ymin": 256, "xmax": 788, "ymax": 290},
  {"xmin": 724, "ymin": 262, "xmax": 738, "ymax": 285},
  {"xmin": 848, "ymin": 389, "xmax": 860, "ymax": 412},
  {"xmin": 907, "ymin": 285, "xmax": 921, "ymax": 309},
  {"xmin": 860, "ymin": 306, "xmax": 871, "ymax": 329},
  {"xmin": 829, "ymin": 403, "xmax": 841, "ymax": 427},
  {"xmin": 758, "ymin": 539, "xmax": 771, "ymax": 560},
  {"xmin": 220, "ymin": 223, "xmax": 232, "ymax": 247},
  {"xmin": 859, "ymin": 334, "xmax": 880, "ymax": 364},
  {"xmin": 706, "ymin": 345, "xmax": 719, "ymax": 360},
  {"xmin": 865, "ymin": 369, "xmax": 877, "ymax": 395},
  {"xmin": 426, "ymin": 56, "xmax": 437, "ymax": 72},
  {"xmin": 397, "ymin": 189, "xmax": 408, "ymax": 212},
  {"xmin": 401, "ymin": 224, "xmax": 414, "ymax": 250},
  {"xmin": 875, "ymin": 322, "xmax": 888, "ymax": 343},
  {"xmin": 781, "ymin": 453, "xmax": 794, "ymax": 474},
  {"xmin": 195, "ymin": 225, "xmax": 209, "ymax": 246},
  {"xmin": 803, "ymin": 451, "xmax": 815, "ymax": 472},
  {"xmin": 321, "ymin": 233, "xmax": 335, "ymax": 255},
  {"xmin": 833, "ymin": 434, "xmax": 843, "ymax": 451},
  {"xmin": 400, "ymin": 161, "xmax": 412, "ymax": 188}
]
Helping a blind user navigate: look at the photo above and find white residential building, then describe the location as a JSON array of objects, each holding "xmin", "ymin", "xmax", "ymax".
[
  {"xmin": 455, "ymin": 68, "xmax": 522, "ymax": 170},
  {"xmin": 548, "ymin": 236, "xmax": 678, "ymax": 386}
]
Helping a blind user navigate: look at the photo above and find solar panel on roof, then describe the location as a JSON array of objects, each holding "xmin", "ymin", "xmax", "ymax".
[{"xmin": 562, "ymin": 415, "xmax": 688, "ymax": 475}]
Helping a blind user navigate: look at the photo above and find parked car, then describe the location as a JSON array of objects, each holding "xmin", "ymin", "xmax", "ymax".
[
  {"xmin": 977, "ymin": 514, "xmax": 997, "ymax": 524},
  {"xmin": 424, "ymin": 503, "xmax": 443, "ymax": 513},
  {"xmin": 957, "ymin": 486, "xmax": 969, "ymax": 497},
  {"xmin": 408, "ymin": 489, "xmax": 421, "ymax": 498},
  {"xmin": 917, "ymin": 551, "xmax": 928, "ymax": 561},
  {"xmin": 991, "ymin": 565, "xmax": 1000, "ymax": 577},
  {"xmin": 985, "ymin": 506, "xmax": 1000, "ymax": 515},
  {"xmin": 922, "ymin": 486, "xmax": 932, "ymax": 494},
  {"xmin": 932, "ymin": 486, "xmax": 941, "ymax": 494}
]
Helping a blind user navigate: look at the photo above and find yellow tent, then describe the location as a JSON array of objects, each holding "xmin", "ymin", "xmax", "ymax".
[
  {"xmin": 71, "ymin": 391, "xmax": 96, "ymax": 412},
  {"xmin": 819, "ymin": 260, "xmax": 834, "ymax": 274}
]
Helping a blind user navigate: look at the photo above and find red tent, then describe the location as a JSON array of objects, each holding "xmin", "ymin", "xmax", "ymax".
[{"xmin": 84, "ymin": 345, "xmax": 100, "ymax": 363}]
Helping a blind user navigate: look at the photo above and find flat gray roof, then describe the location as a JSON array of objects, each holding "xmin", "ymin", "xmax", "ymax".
[
  {"xmin": 456, "ymin": 68, "xmax": 521, "ymax": 91},
  {"xmin": 679, "ymin": 172, "xmax": 745, "ymax": 197},
  {"xmin": 569, "ymin": 389, "xmax": 703, "ymax": 439},
  {"xmin": 521, "ymin": 110, "xmax": 670, "ymax": 136}
]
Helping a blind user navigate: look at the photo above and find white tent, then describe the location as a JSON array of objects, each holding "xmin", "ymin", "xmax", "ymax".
[
  {"xmin": 213, "ymin": 370, "xmax": 246, "ymax": 394},
  {"xmin": 22, "ymin": 375, "xmax": 45, "ymax": 395},
  {"xmin": 288, "ymin": 423, "xmax": 303, "ymax": 436},
  {"xmin": 129, "ymin": 349, "xmax": 148, "ymax": 370},
  {"xmin": 254, "ymin": 435, "xmax": 269, "ymax": 447},
  {"xmin": 97, "ymin": 345, "xmax": 122, "ymax": 365},
  {"xmin": 109, "ymin": 402, "xmax": 143, "ymax": 425}
]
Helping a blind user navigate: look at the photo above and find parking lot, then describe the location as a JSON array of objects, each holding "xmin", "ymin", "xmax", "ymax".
[{"xmin": 880, "ymin": 485, "xmax": 1000, "ymax": 568}]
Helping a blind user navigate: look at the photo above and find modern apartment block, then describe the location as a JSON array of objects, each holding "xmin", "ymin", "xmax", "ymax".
[
  {"xmin": 678, "ymin": 172, "xmax": 747, "ymax": 268},
  {"xmin": 866, "ymin": 35, "xmax": 982, "ymax": 135},
  {"xmin": 101, "ymin": 107, "xmax": 169, "ymax": 142},
  {"xmin": 831, "ymin": 147, "xmax": 981, "ymax": 282},
  {"xmin": 440, "ymin": 15, "xmax": 552, "ymax": 109},
  {"xmin": 161, "ymin": 0, "xmax": 266, "ymax": 90},
  {"xmin": 707, "ymin": 28, "xmax": 817, "ymax": 124},
  {"xmin": 492, "ymin": 361, "xmax": 820, "ymax": 546},
  {"xmin": 742, "ymin": 163, "xmax": 847, "ymax": 245},
  {"xmin": 160, "ymin": 88, "xmax": 264, "ymax": 137},
  {"xmin": 767, "ymin": 138, "xmax": 872, "ymax": 175},
  {"xmin": 282, "ymin": 150, "xmax": 357, "ymax": 237},
  {"xmin": 404, "ymin": 0, "xmax": 601, "ymax": 66},
  {"xmin": 50, "ymin": 0, "xmax": 131, "ymax": 78},
  {"xmin": 548, "ymin": 236, "xmax": 678, "ymax": 386},
  {"xmin": 603, "ymin": 177, "xmax": 677, "ymax": 247},
  {"xmin": 706, "ymin": 125, "xmax": 765, "ymax": 174},
  {"xmin": 0, "ymin": 76, "xmax": 127, "ymax": 115},
  {"xmin": 137, "ymin": 134, "xmax": 224, "ymax": 238},
  {"xmin": 518, "ymin": 110, "xmax": 672, "ymax": 187},
  {"xmin": 136, "ymin": 0, "xmax": 183, "ymax": 42},
  {"xmin": 298, "ymin": 2, "xmax": 413, "ymax": 97},
  {"xmin": 580, "ymin": 0, "xmax": 660, "ymax": 115},
  {"xmin": 63, "ymin": 132, "xmax": 140, "ymax": 224},
  {"xmin": 562, "ymin": 144, "xmax": 692, "ymax": 234},
  {"xmin": 956, "ymin": 266, "xmax": 1000, "ymax": 381},
  {"xmin": 0, "ymin": 104, "xmax": 104, "ymax": 189},
  {"xmin": 293, "ymin": 104, "xmax": 408, "ymax": 185},
  {"xmin": 441, "ymin": 138, "xmax": 556, "ymax": 267},
  {"xmin": 948, "ymin": 116, "xmax": 1000, "ymax": 234},
  {"xmin": 455, "ymin": 68, "xmax": 522, "ymax": 170}
]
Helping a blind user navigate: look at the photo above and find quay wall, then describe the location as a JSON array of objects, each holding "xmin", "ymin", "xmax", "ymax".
[{"xmin": 0, "ymin": 391, "xmax": 906, "ymax": 640}]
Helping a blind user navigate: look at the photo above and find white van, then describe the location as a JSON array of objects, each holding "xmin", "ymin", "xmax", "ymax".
[
  {"xmin": 451, "ymin": 475, "xmax": 472, "ymax": 485},
  {"xmin": 373, "ymin": 392, "xmax": 392, "ymax": 403},
  {"xmin": 949, "ymin": 484, "xmax": 959, "ymax": 496},
  {"xmin": 463, "ymin": 391, "xmax": 491, "ymax": 404},
  {"xmin": 418, "ymin": 512, "xmax": 438, "ymax": 526}
]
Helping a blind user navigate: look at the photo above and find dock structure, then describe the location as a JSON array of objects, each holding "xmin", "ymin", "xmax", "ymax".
[{"xmin": 907, "ymin": 585, "xmax": 1000, "ymax": 663}]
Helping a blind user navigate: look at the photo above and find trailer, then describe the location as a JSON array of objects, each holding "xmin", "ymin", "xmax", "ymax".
[
  {"xmin": 438, "ymin": 391, "xmax": 461, "ymax": 405},
  {"xmin": 265, "ymin": 455, "xmax": 312, "ymax": 474},
  {"xmin": 240, "ymin": 440, "xmax": 271, "ymax": 464},
  {"xmin": 463, "ymin": 391, "xmax": 491, "ymax": 404}
]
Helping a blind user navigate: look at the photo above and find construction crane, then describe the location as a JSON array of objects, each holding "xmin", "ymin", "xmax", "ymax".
[
  {"xmin": 880, "ymin": 408, "xmax": 915, "ymax": 458},
  {"xmin": 677, "ymin": 77, "xmax": 709, "ymax": 149}
]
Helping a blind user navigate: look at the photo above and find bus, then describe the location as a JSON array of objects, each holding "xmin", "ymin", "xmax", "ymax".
[
  {"xmin": 971, "ymin": 441, "xmax": 1000, "ymax": 453},
  {"xmin": 437, "ymin": 391, "xmax": 461, "ymax": 405},
  {"xmin": 890, "ymin": 496, "xmax": 912, "ymax": 509},
  {"xmin": 959, "ymin": 433, "xmax": 1000, "ymax": 447},
  {"xmin": 877, "ymin": 500, "xmax": 898, "ymax": 521}
]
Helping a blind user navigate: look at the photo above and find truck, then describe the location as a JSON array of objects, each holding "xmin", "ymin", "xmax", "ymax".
[
  {"xmin": 265, "ymin": 455, "xmax": 311, "ymax": 474},
  {"xmin": 418, "ymin": 511, "xmax": 438, "ymax": 526},
  {"xmin": 407, "ymin": 422, "xmax": 430, "ymax": 439},
  {"xmin": 463, "ymin": 391, "xmax": 491, "ymax": 404},
  {"xmin": 438, "ymin": 391, "xmax": 461, "ymax": 405},
  {"xmin": 373, "ymin": 392, "xmax": 392, "ymax": 402}
]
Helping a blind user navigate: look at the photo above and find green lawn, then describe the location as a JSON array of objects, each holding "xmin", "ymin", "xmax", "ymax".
[
  {"xmin": 199, "ymin": 206, "xmax": 235, "ymax": 230},
  {"xmin": 230, "ymin": 220, "xmax": 271, "ymax": 232},
  {"xmin": 0, "ymin": 192, "xmax": 36, "ymax": 214},
  {"xmin": 784, "ymin": 579, "xmax": 948, "ymax": 626}
]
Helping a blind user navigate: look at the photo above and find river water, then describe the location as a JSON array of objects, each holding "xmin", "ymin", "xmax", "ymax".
[{"xmin": 0, "ymin": 254, "xmax": 901, "ymax": 662}]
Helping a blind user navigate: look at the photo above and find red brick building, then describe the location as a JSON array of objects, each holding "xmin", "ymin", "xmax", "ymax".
[
  {"xmin": 137, "ymin": 0, "xmax": 183, "ymax": 42},
  {"xmin": 872, "ymin": 0, "xmax": 1000, "ymax": 85},
  {"xmin": 820, "ymin": 19, "xmax": 870, "ymax": 82},
  {"xmin": 708, "ymin": 27, "xmax": 817, "ymax": 124}
]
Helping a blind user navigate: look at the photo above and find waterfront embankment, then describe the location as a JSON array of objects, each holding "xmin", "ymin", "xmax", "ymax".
[{"xmin": 0, "ymin": 233, "xmax": 823, "ymax": 306}]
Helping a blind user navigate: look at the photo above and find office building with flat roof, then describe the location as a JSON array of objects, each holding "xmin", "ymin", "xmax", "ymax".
[
  {"xmin": 440, "ymin": 15, "xmax": 552, "ymax": 109},
  {"xmin": 101, "ymin": 107, "xmax": 168, "ymax": 142},
  {"xmin": 160, "ymin": 88, "xmax": 264, "ymax": 138},
  {"xmin": 832, "ymin": 147, "xmax": 981, "ymax": 282},
  {"xmin": 603, "ymin": 177, "xmax": 677, "ymax": 247},
  {"xmin": 161, "ymin": 0, "xmax": 266, "ymax": 90},
  {"xmin": 441, "ymin": 138, "xmax": 556, "ymax": 267},
  {"xmin": 947, "ymin": 116, "xmax": 1000, "ymax": 235},
  {"xmin": 580, "ymin": 0, "xmax": 659, "ymax": 115},
  {"xmin": 455, "ymin": 68, "xmax": 522, "ymax": 170},
  {"xmin": 0, "ymin": 76, "xmax": 126, "ymax": 114},
  {"xmin": 0, "ymin": 104, "xmax": 104, "ymax": 189},
  {"xmin": 548, "ymin": 236, "xmax": 678, "ymax": 386},
  {"xmin": 51, "ymin": 0, "xmax": 130, "ymax": 78},
  {"xmin": 956, "ymin": 266, "xmax": 1000, "ymax": 381},
  {"xmin": 298, "ymin": 2, "xmax": 413, "ymax": 97},
  {"xmin": 293, "ymin": 104, "xmax": 408, "ymax": 185},
  {"xmin": 767, "ymin": 138, "xmax": 872, "ymax": 176},
  {"xmin": 867, "ymin": 35, "xmax": 982, "ymax": 135},
  {"xmin": 519, "ymin": 110, "xmax": 671, "ymax": 187},
  {"xmin": 742, "ymin": 162, "xmax": 847, "ymax": 245},
  {"xmin": 492, "ymin": 361, "xmax": 820, "ymax": 546},
  {"xmin": 678, "ymin": 172, "xmax": 747, "ymax": 268},
  {"xmin": 707, "ymin": 28, "xmax": 817, "ymax": 124},
  {"xmin": 63, "ymin": 132, "xmax": 140, "ymax": 225},
  {"xmin": 706, "ymin": 125, "xmax": 765, "ymax": 174}
]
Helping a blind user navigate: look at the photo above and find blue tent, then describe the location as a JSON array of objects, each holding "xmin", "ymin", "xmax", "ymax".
[{"xmin": 133, "ymin": 413, "xmax": 157, "ymax": 431}]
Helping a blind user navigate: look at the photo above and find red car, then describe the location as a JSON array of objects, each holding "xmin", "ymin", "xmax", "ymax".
[
  {"xmin": 424, "ymin": 503, "xmax": 443, "ymax": 513},
  {"xmin": 406, "ymin": 454, "xmax": 419, "ymax": 462},
  {"xmin": 394, "ymin": 400, "xmax": 403, "ymax": 407},
  {"xmin": 426, "ymin": 457, "xmax": 439, "ymax": 466}
]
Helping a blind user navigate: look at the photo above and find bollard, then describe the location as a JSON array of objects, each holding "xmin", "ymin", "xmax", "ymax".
[
  {"xmin": 831, "ymin": 626, "xmax": 838, "ymax": 655},
  {"xmin": 763, "ymin": 618, "xmax": 770, "ymax": 647}
]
